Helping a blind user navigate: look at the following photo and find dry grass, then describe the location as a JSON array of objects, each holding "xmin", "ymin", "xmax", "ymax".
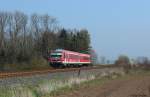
[{"xmin": 0, "ymin": 75, "xmax": 97, "ymax": 97}]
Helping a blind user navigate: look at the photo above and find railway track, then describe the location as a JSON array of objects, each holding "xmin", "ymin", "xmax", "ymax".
[
  {"xmin": 0, "ymin": 65, "xmax": 117, "ymax": 79},
  {"xmin": 0, "ymin": 66, "xmax": 101, "ymax": 79},
  {"xmin": 0, "ymin": 68, "xmax": 78, "ymax": 79}
]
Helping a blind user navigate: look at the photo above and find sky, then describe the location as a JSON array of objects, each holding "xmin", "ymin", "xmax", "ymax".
[{"xmin": 0, "ymin": 0, "xmax": 150, "ymax": 60}]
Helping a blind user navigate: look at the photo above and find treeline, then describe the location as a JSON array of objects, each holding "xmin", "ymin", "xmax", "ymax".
[
  {"xmin": 0, "ymin": 11, "xmax": 91, "ymax": 70},
  {"xmin": 115, "ymin": 55, "xmax": 150, "ymax": 72}
]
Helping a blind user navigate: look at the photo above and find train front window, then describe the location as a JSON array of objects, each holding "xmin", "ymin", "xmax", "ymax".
[{"xmin": 50, "ymin": 53, "xmax": 62, "ymax": 58}]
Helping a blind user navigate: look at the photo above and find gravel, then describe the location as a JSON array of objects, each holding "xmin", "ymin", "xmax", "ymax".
[{"xmin": 0, "ymin": 67, "xmax": 124, "ymax": 88}]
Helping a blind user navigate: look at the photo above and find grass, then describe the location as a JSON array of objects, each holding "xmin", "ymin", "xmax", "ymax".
[
  {"xmin": 0, "ymin": 75, "xmax": 97, "ymax": 97},
  {"xmin": 34, "ymin": 75, "xmax": 96, "ymax": 97},
  {"xmin": 0, "ymin": 85, "xmax": 35, "ymax": 97},
  {"xmin": 44, "ymin": 73, "xmax": 124, "ymax": 97}
]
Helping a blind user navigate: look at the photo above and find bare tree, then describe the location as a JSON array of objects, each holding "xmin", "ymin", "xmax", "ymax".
[
  {"xmin": 115, "ymin": 55, "xmax": 131, "ymax": 73},
  {"xmin": 0, "ymin": 12, "xmax": 9, "ymax": 67},
  {"xmin": 0, "ymin": 12, "xmax": 9, "ymax": 51},
  {"xmin": 31, "ymin": 13, "xmax": 41, "ymax": 38}
]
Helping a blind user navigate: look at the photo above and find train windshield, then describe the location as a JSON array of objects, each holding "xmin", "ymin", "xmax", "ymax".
[{"xmin": 50, "ymin": 53, "xmax": 62, "ymax": 58}]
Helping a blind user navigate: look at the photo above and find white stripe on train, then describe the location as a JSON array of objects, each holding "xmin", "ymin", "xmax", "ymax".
[{"xmin": 62, "ymin": 62, "xmax": 91, "ymax": 64}]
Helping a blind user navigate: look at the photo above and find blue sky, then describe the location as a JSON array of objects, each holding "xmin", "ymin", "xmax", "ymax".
[{"xmin": 0, "ymin": 0, "xmax": 150, "ymax": 60}]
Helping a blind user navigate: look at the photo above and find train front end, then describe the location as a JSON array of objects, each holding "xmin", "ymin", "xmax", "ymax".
[{"xmin": 48, "ymin": 49, "xmax": 64, "ymax": 68}]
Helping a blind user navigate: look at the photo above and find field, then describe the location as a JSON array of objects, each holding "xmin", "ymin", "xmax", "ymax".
[{"xmin": 53, "ymin": 69, "xmax": 150, "ymax": 97}]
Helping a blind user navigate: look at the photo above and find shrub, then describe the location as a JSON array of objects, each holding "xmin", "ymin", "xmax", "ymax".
[{"xmin": 30, "ymin": 57, "xmax": 49, "ymax": 69}]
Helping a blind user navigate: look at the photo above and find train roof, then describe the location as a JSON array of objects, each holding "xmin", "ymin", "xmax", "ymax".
[{"xmin": 54, "ymin": 49, "xmax": 90, "ymax": 56}]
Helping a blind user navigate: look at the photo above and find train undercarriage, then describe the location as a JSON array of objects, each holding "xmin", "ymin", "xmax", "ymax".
[{"xmin": 49, "ymin": 62, "xmax": 91, "ymax": 68}]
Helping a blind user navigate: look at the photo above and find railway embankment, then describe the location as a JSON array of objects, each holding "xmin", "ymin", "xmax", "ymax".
[{"xmin": 0, "ymin": 67, "xmax": 125, "ymax": 97}]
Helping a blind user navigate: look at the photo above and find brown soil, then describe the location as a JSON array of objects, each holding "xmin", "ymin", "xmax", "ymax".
[{"xmin": 56, "ymin": 75, "xmax": 150, "ymax": 97}]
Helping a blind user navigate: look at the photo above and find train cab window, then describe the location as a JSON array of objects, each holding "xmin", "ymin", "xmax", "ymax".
[{"xmin": 50, "ymin": 53, "xmax": 62, "ymax": 58}]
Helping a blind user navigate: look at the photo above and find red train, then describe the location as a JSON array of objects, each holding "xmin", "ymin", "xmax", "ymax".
[{"xmin": 48, "ymin": 49, "xmax": 91, "ymax": 68}]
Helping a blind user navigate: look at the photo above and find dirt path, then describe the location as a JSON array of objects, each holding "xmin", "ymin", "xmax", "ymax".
[{"xmin": 56, "ymin": 75, "xmax": 150, "ymax": 97}]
